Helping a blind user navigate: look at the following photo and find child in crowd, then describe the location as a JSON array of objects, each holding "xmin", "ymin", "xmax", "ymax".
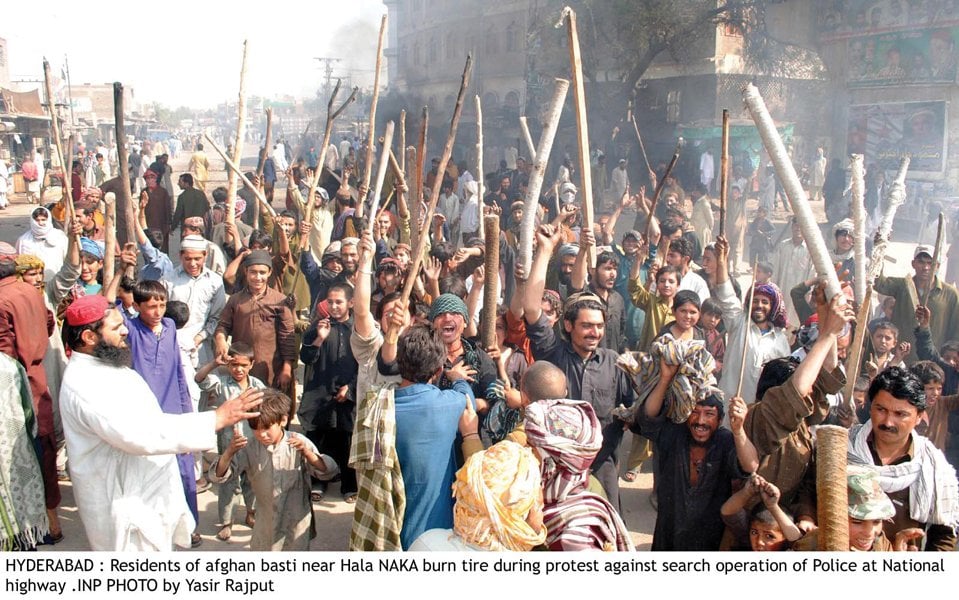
[
  {"xmin": 700, "ymin": 298, "xmax": 725, "ymax": 378},
  {"xmin": 210, "ymin": 389, "xmax": 337, "ymax": 551},
  {"xmin": 747, "ymin": 206, "xmax": 776, "ymax": 265},
  {"xmin": 756, "ymin": 261, "xmax": 773, "ymax": 285},
  {"xmin": 721, "ymin": 474, "xmax": 801, "ymax": 551},
  {"xmin": 629, "ymin": 262, "xmax": 682, "ymax": 349},
  {"xmin": 910, "ymin": 361, "xmax": 959, "ymax": 452},
  {"xmin": 196, "ymin": 342, "xmax": 267, "ymax": 541},
  {"xmin": 865, "ymin": 321, "xmax": 908, "ymax": 378},
  {"xmin": 166, "ymin": 300, "xmax": 205, "ymax": 493}
]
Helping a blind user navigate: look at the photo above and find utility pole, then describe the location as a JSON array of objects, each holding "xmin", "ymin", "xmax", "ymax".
[{"xmin": 313, "ymin": 57, "xmax": 341, "ymax": 100}]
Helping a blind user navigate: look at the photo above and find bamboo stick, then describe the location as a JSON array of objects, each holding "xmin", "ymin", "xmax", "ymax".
[
  {"xmin": 867, "ymin": 158, "xmax": 910, "ymax": 283},
  {"xmin": 519, "ymin": 116, "xmax": 536, "ymax": 163},
  {"xmin": 226, "ymin": 40, "xmax": 250, "ymax": 227},
  {"xmin": 643, "ymin": 140, "xmax": 682, "ymax": 248},
  {"xmin": 102, "ymin": 192, "xmax": 117, "ymax": 291},
  {"xmin": 398, "ymin": 109, "xmax": 406, "ymax": 174},
  {"xmin": 630, "ymin": 115, "xmax": 654, "ymax": 183},
  {"xmin": 305, "ymin": 80, "xmax": 359, "ymax": 226},
  {"xmin": 850, "ymin": 154, "xmax": 866, "ymax": 303},
  {"xmin": 841, "ymin": 285, "xmax": 873, "ymax": 417},
  {"xmin": 112, "ymin": 83, "xmax": 136, "ymax": 249},
  {"xmin": 358, "ymin": 13, "xmax": 388, "ymax": 219},
  {"xmin": 562, "ymin": 6, "xmax": 595, "ymax": 267},
  {"xmin": 203, "ymin": 133, "xmax": 276, "ymax": 218},
  {"xmin": 816, "ymin": 425, "xmax": 849, "ymax": 551},
  {"xmin": 366, "ymin": 121, "xmax": 395, "ymax": 232},
  {"xmin": 719, "ymin": 109, "xmax": 730, "ymax": 238},
  {"xmin": 254, "ymin": 107, "xmax": 274, "ymax": 229},
  {"xmin": 43, "ymin": 59, "xmax": 74, "ymax": 225},
  {"xmin": 743, "ymin": 83, "xmax": 843, "ymax": 301},
  {"xmin": 736, "ymin": 258, "xmax": 760, "ymax": 399},
  {"xmin": 516, "ymin": 78, "xmax": 570, "ymax": 281},
  {"xmin": 481, "ymin": 215, "xmax": 500, "ymax": 350},
  {"xmin": 921, "ymin": 213, "xmax": 945, "ymax": 308},
  {"xmin": 390, "ymin": 56, "xmax": 473, "ymax": 344},
  {"xmin": 476, "ymin": 95, "xmax": 486, "ymax": 240},
  {"xmin": 410, "ymin": 107, "xmax": 428, "ymax": 254},
  {"xmin": 387, "ymin": 149, "xmax": 407, "ymax": 190}
]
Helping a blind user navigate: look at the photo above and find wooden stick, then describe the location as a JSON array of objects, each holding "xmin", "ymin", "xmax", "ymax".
[
  {"xmin": 481, "ymin": 215, "xmax": 501, "ymax": 350},
  {"xmin": 387, "ymin": 149, "xmax": 407, "ymax": 190},
  {"xmin": 841, "ymin": 284, "xmax": 873, "ymax": 416},
  {"xmin": 43, "ymin": 59, "xmax": 74, "ymax": 224},
  {"xmin": 563, "ymin": 6, "xmax": 595, "ymax": 267},
  {"xmin": 63, "ymin": 135, "xmax": 76, "ymax": 226},
  {"xmin": 366, "ymin": 121, "xmax": 395, "ymax": 232},
  {"xmin": 305, "ymin": 80, "xmax": 359, "ymax": 226},
  {"xmin": 516, "ymin": 78, "xmax": 570, "ymax": 281},
  {"xmin": 736, "ymin": 258, "xmax": 760, "ymax": 399},
  {"xmin": 358, "ymin": 13, "xmax": 388, "ymax": 219},
  {"xmin": 743, "ymin": 83, "xmax": 843, "ymax": 301},
  {"xmin": 112, "ymin": 83, "xmax": 136, "ymax": 248},
  {"xmin": 518, "ymin": 116, "xmax": 536, "ymax": 163},
  {"xmin": 398, "ymin": 109, "xmax": 406, "ymax": 174},
  {"xmin": 203, "ymin": 133, "xmax": 276, "ymax": 217},
  {"xmin": 867, "ymin": 158, "xmax": 910, "ymax": 283},
  {"xmin": 410, "ymin": 107, "xmax": 428, "ymax": 254},
  {"xmin": 643, "ymin": 140, "xmax": 682, "ymax": 247},
  {"xmin": 630, "ymin": 115, "xmax": 653, "ymax": 182},
  {"xmin": 719, "ymin": 109, "xmax": 730, "ymax": 238},
  {"xmin": 816, "ymin": 425, "xmax": 849, "ymax": 551},
  {"xmin": 921, "ymin": 213, "xmax": 945, "ymax": 308},
  {"xmin": 476, "ymin": 95, "xmax": 486, "ymax": 240},
  {"xmin": 390, "ymin": 55, "xmax": 473, "ymax": 343},
  {"xmin": 850, "ymin": 154, "xmax": 866, "ymax": 303},
  {"xmin": 102, "ymin": 192, "xmax": 117, "ymax": 291},
  {"xmin": 254, "ymin": 107, "xmax": 274, "ymax": 229},
  {"xmin": 226, "ymin": 40, "xmax": 250, "ymax": 226}
]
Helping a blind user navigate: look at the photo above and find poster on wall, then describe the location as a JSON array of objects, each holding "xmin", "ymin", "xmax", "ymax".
[
  {"xmin": 847, "ymin": 101, "xmax": 947, "ymax": 173},
  {"xmin": 847, "ymin": 27, "xmax": 959, "ymax": 86},
  {"xmin": 819, "ymin": 0, "xmax": 959, "ymax": 41}
]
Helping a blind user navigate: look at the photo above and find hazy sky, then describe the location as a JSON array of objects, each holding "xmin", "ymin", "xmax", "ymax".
[{"xmin": 3, "ymin": 0, "xmax": 386, "ymax": 109}]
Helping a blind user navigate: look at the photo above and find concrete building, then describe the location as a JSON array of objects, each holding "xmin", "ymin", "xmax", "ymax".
[{"xmin": 0, "ymin": 38, "xmax": 10, "ymax": 89}]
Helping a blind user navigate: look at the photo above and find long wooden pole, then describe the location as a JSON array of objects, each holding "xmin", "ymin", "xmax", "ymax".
[
  {"xmin": 253, "ymin": 107, "xmax": 273, "ymax": 229},
  {"xmin": 366, "ymin": 121, "xmax": 395, "ymax": 231},
  {"xmin": 398, "ymin": 109, "xmax": 407, "ymax": 174},
  {"xmin": 305, "ymin": 80, "xmax": 359, "ymax": 226},
  {"xmin": 111, "ymin": 82, "xmax": 136, "ymax": 247},
  {"xmin": 518, "ymin": 116, "xmax": 536, "ymax": 163},
  {"xmin": 43, "ymin": 60, "xmax": 74, "ymax": 225},
  {"xmin": 410, "ymin": 107, "xmax": 428, "ymax": 254},
  {"xmin": 516, "ymin": 79, "xmax": 570, "ymax": 281},
  {"xmin": 630, "ymin": 115, "xmax": 654, "ymax": 182},
  {"xmin": 203, "ymin": 133, "xmax": 276, "ymax": 218},
  {"xmin": 921, "ymin": 213, "xmax": 945, "ymax": 308},
  {"xmin": 358, "ymin": 13, "xmax": 388, "ymax": 219},
  {"xmin": 481, "ymin": 215, "xmax": 500, "ymax": 350},
  {"xmin": 719, "ymin": 109, "xmax": 730, "ymax": 238},
  {"xmin": 736, "ymin": 258, "xmax": 760, "ymax": 399},
  {"xmin": 563, "ymin": 6, "xmax": 595, "ymax": 267},
  {"xmin": 850, "ymin": 154, "xmax": 867, "ymax": 303},
  {"xmin": 643, "ymin": 140, "xmax": 682, "ymax": 247},
  {"xmin": 226, "ymin": 40, "xmax": 250, "ymax": 226},
  {"xmin": 842, "ymin": 284, "xmax": 873, "ymax": 417},
  {"xmin": 816, "ymin": 425, "xmax": 849, "ymax": 551},
  {"xmin": 390, "ymin": 56, "xmax": 473, "ymax": 343},
  {"xmin": 476, "ymin": 95, "xmax": 485, "ymax": 240},
  {"xmin": 743, "ymin": 83, "xmax": 843, "ymax": 301}
]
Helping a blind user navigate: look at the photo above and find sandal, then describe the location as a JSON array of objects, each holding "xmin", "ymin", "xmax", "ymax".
[
  {"xmin": 245, "ymin": 510, "xmax": 256, "ymax": 528},
  {"xmin": 622, "ymin": 469, "xmax": 640, "ymax": 483},
  {"xmin": 310, "ymin": 490, "xmax": 325, "ymax": 503},
  {"xmin": 344, "ymin": 493, "xmax": 358, "ymax": 504},
  {"xmin": 191, "ymin": 533, "xmax": 203, "ymax": 548}
]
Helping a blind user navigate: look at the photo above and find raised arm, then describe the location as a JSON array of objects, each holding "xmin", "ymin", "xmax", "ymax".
[
  {"xmin": 644, "ymin": 360, "xmax": 678, "ymax": 419},
  {"xmin": 728, "ymin": 396, "xmax": 759, "ymax": 473},
  {"xmin": 353, "ymin": 229, "xmax": 377, "ymax": 338},
  {"xmin": 521, "ymin": 224, "xmax": 562, "ymax": 324},
  {"xmin": 570, "ymin": 228, "xmax": 594, "ymax": 292}
]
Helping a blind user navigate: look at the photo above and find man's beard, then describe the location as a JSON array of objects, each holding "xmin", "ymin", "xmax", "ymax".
[{"xmin": 93, "ymin": 340, "xmax": 132, "ymax": 368}]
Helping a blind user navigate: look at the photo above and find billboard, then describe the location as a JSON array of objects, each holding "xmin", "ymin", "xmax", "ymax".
[
  {"xmin": 847, "ymin": 27, "xmax": 958, "ymax": 86},
  {"xmin": 847, "ymin": 101, "xmax": 947, "ymax": 173}
]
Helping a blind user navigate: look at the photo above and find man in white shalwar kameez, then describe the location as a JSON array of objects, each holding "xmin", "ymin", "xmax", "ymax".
[
  {"xmin": 772, "ymin": 217, "xmax": 813, "ymax": 326},
  {"xmin": 58, "ymin": 295, "xmax": 262, "ymax": 551}
]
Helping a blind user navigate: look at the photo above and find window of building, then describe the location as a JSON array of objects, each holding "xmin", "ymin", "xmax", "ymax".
[
  {"xmin": 414, "ymin": 42, "xmax": 422, "ymax": 66},
  {"xmin": 506, "ymin": 22, "xmax": 518, "ymax": 52},
  {"xmin": 429, "ymin": 36, "xmax": 438, "ymax": 62},
  {"xmin": 666, "ymin": 90, "xmax": 681, "ymax": 123},
  {"xmin": 723, "ymin": 22, "xmax": 743, "ymax": 37},
  {"xmin": 486, "ymin": 27, "xmax": 499, "ymax": 55}
]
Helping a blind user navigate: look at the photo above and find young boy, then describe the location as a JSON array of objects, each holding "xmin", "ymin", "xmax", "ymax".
[
  {"xmin": 700, "ymin": 298, "xmax": 726, "ymax": 378},
  {"xmin": 629, "ymin": 263, "xmax": 682, "ymax": 349},
  {"xmin": 864, "ymin": 321, "xmax": 908, "ymax": 378},
  {"xmin": 910, "ymin": 361, "xmax": 959, "ymax": 452},
  {"xmin": 196, "ymin": 342, "xmax": 266, "ymax": 541},
  {"xmin": 756, "ymin": 261, "xmax": 773, "ymax": 285},
  {"xmin": 210, "ymin": 389, "xmax": 337, "ymax": 551},
  {"xmin": 720, "ymin": 474, "xmax": 801, "ymax": 551}
]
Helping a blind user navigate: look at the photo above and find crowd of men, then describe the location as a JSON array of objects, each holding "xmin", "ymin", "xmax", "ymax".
[{"xmin": 0, "ymin": 137, "xmax": 957, "ymax": 553}]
